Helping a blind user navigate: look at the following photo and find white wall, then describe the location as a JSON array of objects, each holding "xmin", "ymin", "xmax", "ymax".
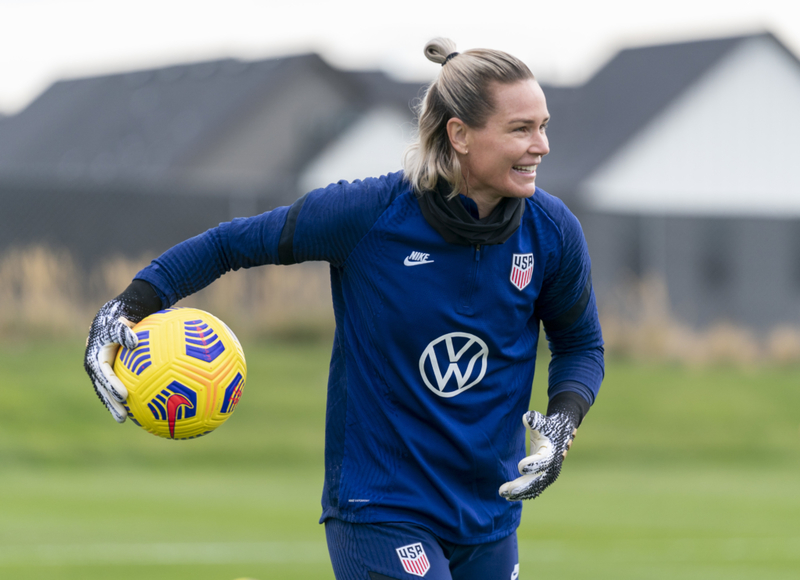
[
  {"xmin": 583, "ymin": 36, "xmax": 800, "ymax": 217},
  {"xmin": 299, "ymin": 106, "xmax": 415, "ymax": 192}
]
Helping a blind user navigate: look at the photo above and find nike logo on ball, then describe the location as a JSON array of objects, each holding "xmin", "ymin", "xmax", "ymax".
[{"xmin": 404, "ymin": 251, "xmax": 434, "ymax": 266}]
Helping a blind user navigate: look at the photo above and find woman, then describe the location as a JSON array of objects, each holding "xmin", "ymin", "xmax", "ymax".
[{"xmin": 85, "ymin": 38, "xmax": 604, "ymax": 580}]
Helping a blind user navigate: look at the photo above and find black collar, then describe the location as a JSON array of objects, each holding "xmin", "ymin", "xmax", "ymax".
[{"xmin": 416, "ymin": 178, "xmax": 525, "ymax": 246}]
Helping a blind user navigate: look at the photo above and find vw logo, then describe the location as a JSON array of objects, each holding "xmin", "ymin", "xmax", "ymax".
[{"xmin": 419, "ymin": 332, "xmax": 489, "ymax": 398}]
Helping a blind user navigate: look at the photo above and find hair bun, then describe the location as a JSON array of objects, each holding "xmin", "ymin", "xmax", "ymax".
[{"xmin": 424, "ymin": 38, "xmax": 458, "ymax": 65}]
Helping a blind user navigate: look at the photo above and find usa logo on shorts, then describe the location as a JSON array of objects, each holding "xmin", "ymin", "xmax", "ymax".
[
  {"xmin": 510, "ymin": 253, "xmax": 534, "ymax": 291},
  {"xmin": 396, "ymin": 542, "xmax": 430, "ymax": 577}
]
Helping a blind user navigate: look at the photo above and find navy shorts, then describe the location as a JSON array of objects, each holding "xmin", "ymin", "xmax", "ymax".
[{"xmin": 325, "ymin": 519, "xmax": 519, "ymax": 580}]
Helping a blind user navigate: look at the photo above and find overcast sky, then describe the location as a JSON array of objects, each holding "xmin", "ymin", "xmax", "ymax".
[{"xmin": 1, "ymin": 0, "xmax": 799, "ymax": 114}]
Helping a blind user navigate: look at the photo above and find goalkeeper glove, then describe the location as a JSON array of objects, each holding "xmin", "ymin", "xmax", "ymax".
[
  {"xmin": 83, "ymin": 280, "xmax": 162, "ymax": 423},
  {"xmin": 499, "ymin": 391, "xmax": 589, "ymax": 501}
]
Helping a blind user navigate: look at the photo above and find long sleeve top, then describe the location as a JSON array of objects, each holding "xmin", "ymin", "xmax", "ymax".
[{"xmin": 135, "ymin": 171, "xmax": 604, "ymax": 544}]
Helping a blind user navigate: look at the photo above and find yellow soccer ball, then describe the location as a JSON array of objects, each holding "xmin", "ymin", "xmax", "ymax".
[{"xmin": 115, "ymin": 308, "xmax": 246, "ymax": 439}]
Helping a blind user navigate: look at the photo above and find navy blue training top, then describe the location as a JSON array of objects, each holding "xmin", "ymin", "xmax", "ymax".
[{"xmin": 135, "ymin": 171, "xmax": 604, "ymax": 545}]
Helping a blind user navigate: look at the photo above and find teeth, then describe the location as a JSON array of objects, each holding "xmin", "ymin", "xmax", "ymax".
[{"xmin": 513, "ymin": 165, "xmax": 536, "ymax": 172}]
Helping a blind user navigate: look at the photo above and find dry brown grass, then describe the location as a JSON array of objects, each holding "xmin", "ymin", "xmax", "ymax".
[
  {"xmin": 600, "ymin": 277, "xmax": 800, "ymax": 366},
  {"xmin": 0, "ymin": 245, "xmax": 333, "ymax": 341},
  {"xmin": 0, "ymin": 246, "xmax": 87, "ymax": 337},
  {"xmin": 3, "ymin": 247, "xmax": 800, "ymax": 364}
]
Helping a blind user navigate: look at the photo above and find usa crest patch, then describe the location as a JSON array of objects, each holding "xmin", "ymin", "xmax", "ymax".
[
  {"xmin": 396, "ymin": 542, "xmax": 430, "ymax": 577},
  {"xmin": 510, "ymin": 253, "xmax": 534, "ymax": 291}
]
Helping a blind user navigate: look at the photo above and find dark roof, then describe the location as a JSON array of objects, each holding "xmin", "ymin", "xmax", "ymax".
[
  {"xmin": 0, "ymin": 53, "xmax": 364, "ymax": 188},
  {"xmin": 537, "ymin": 32, "xmax": 783, "ymax": 203},
  {"xmin": 345, "ymin": 70, "xmax": 425, "ymax": 113}
]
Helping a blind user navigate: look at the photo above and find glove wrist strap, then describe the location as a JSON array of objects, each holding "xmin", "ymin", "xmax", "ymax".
[
  {"xmin": 547, "ymin": 390, "xmax": 590, "ymax": 426},
  {"xmin": 114, "ymin": 279, "xmax": 162, "ymax": 322}
]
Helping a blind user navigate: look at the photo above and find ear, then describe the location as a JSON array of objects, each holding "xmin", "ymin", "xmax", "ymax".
[{"xmin": 446, "ymin": 118, "xmax": 470, "ymax": 156}]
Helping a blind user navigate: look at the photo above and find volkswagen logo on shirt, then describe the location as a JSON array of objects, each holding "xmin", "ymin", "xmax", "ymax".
[{"xmin": 419, "ymin": 332, "xmax": 489, "ymax": 398}]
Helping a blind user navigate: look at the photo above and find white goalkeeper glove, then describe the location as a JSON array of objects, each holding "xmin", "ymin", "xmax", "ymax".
[
  {"xmin": 499, "ymin": 392, "xmax": 588, "ymax": 501},
  {"xmin": 83, "ymin": 280, "xmax": 161, "ymax": 423}
]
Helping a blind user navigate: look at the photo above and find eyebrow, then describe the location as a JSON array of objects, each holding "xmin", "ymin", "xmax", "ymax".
[{"xmin": 508, "ymin": 116, "xmax": 550, "ymax": 125}]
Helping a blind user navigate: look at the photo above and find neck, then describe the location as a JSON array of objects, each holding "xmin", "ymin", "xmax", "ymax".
[{"xmin": 465, "ymin": 190, "xmax": 502, "ymax": 219}]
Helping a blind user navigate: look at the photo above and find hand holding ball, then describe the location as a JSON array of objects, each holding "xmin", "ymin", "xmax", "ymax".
[{"xmin": 114, "ymin": 308, "xmax": 246, "ymax": 439}]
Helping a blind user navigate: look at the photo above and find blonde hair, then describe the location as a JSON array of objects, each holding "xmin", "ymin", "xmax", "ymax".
[{"xmin": 403, "ymin": 38, "xmax": 534, "ymax": 197}]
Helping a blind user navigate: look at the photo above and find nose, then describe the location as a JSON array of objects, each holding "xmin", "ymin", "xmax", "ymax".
[{"xmin": 529, "ymin": 132, "xmax": 549, "ymax": 157}]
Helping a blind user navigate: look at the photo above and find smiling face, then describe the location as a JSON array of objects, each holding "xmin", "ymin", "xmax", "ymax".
[{"xmin": 447, "ymin": 79, "xmax": 550, "ymax": 217}]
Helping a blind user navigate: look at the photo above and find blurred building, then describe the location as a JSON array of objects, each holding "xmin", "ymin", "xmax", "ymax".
[
  {"xmin": 1, "ymin": 32, "xmax": 799, "ymax": 330},
  {"xmin": 536, "ymin": 32, "xmax": 800, "ymax": 329},
  {"xmin": 0, "ymin": 54, "xmax": 421, "ymax": 268}
]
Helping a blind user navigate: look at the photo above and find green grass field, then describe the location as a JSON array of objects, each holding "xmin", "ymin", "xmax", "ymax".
[{"xmin": 1, "ymin": 339, "xmax": 799, "ymax": 579}]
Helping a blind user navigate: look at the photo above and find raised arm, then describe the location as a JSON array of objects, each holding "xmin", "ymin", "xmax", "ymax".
[{"xmin": 84, "ymin": 173, "xmax": 405, "ymax": 422}]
